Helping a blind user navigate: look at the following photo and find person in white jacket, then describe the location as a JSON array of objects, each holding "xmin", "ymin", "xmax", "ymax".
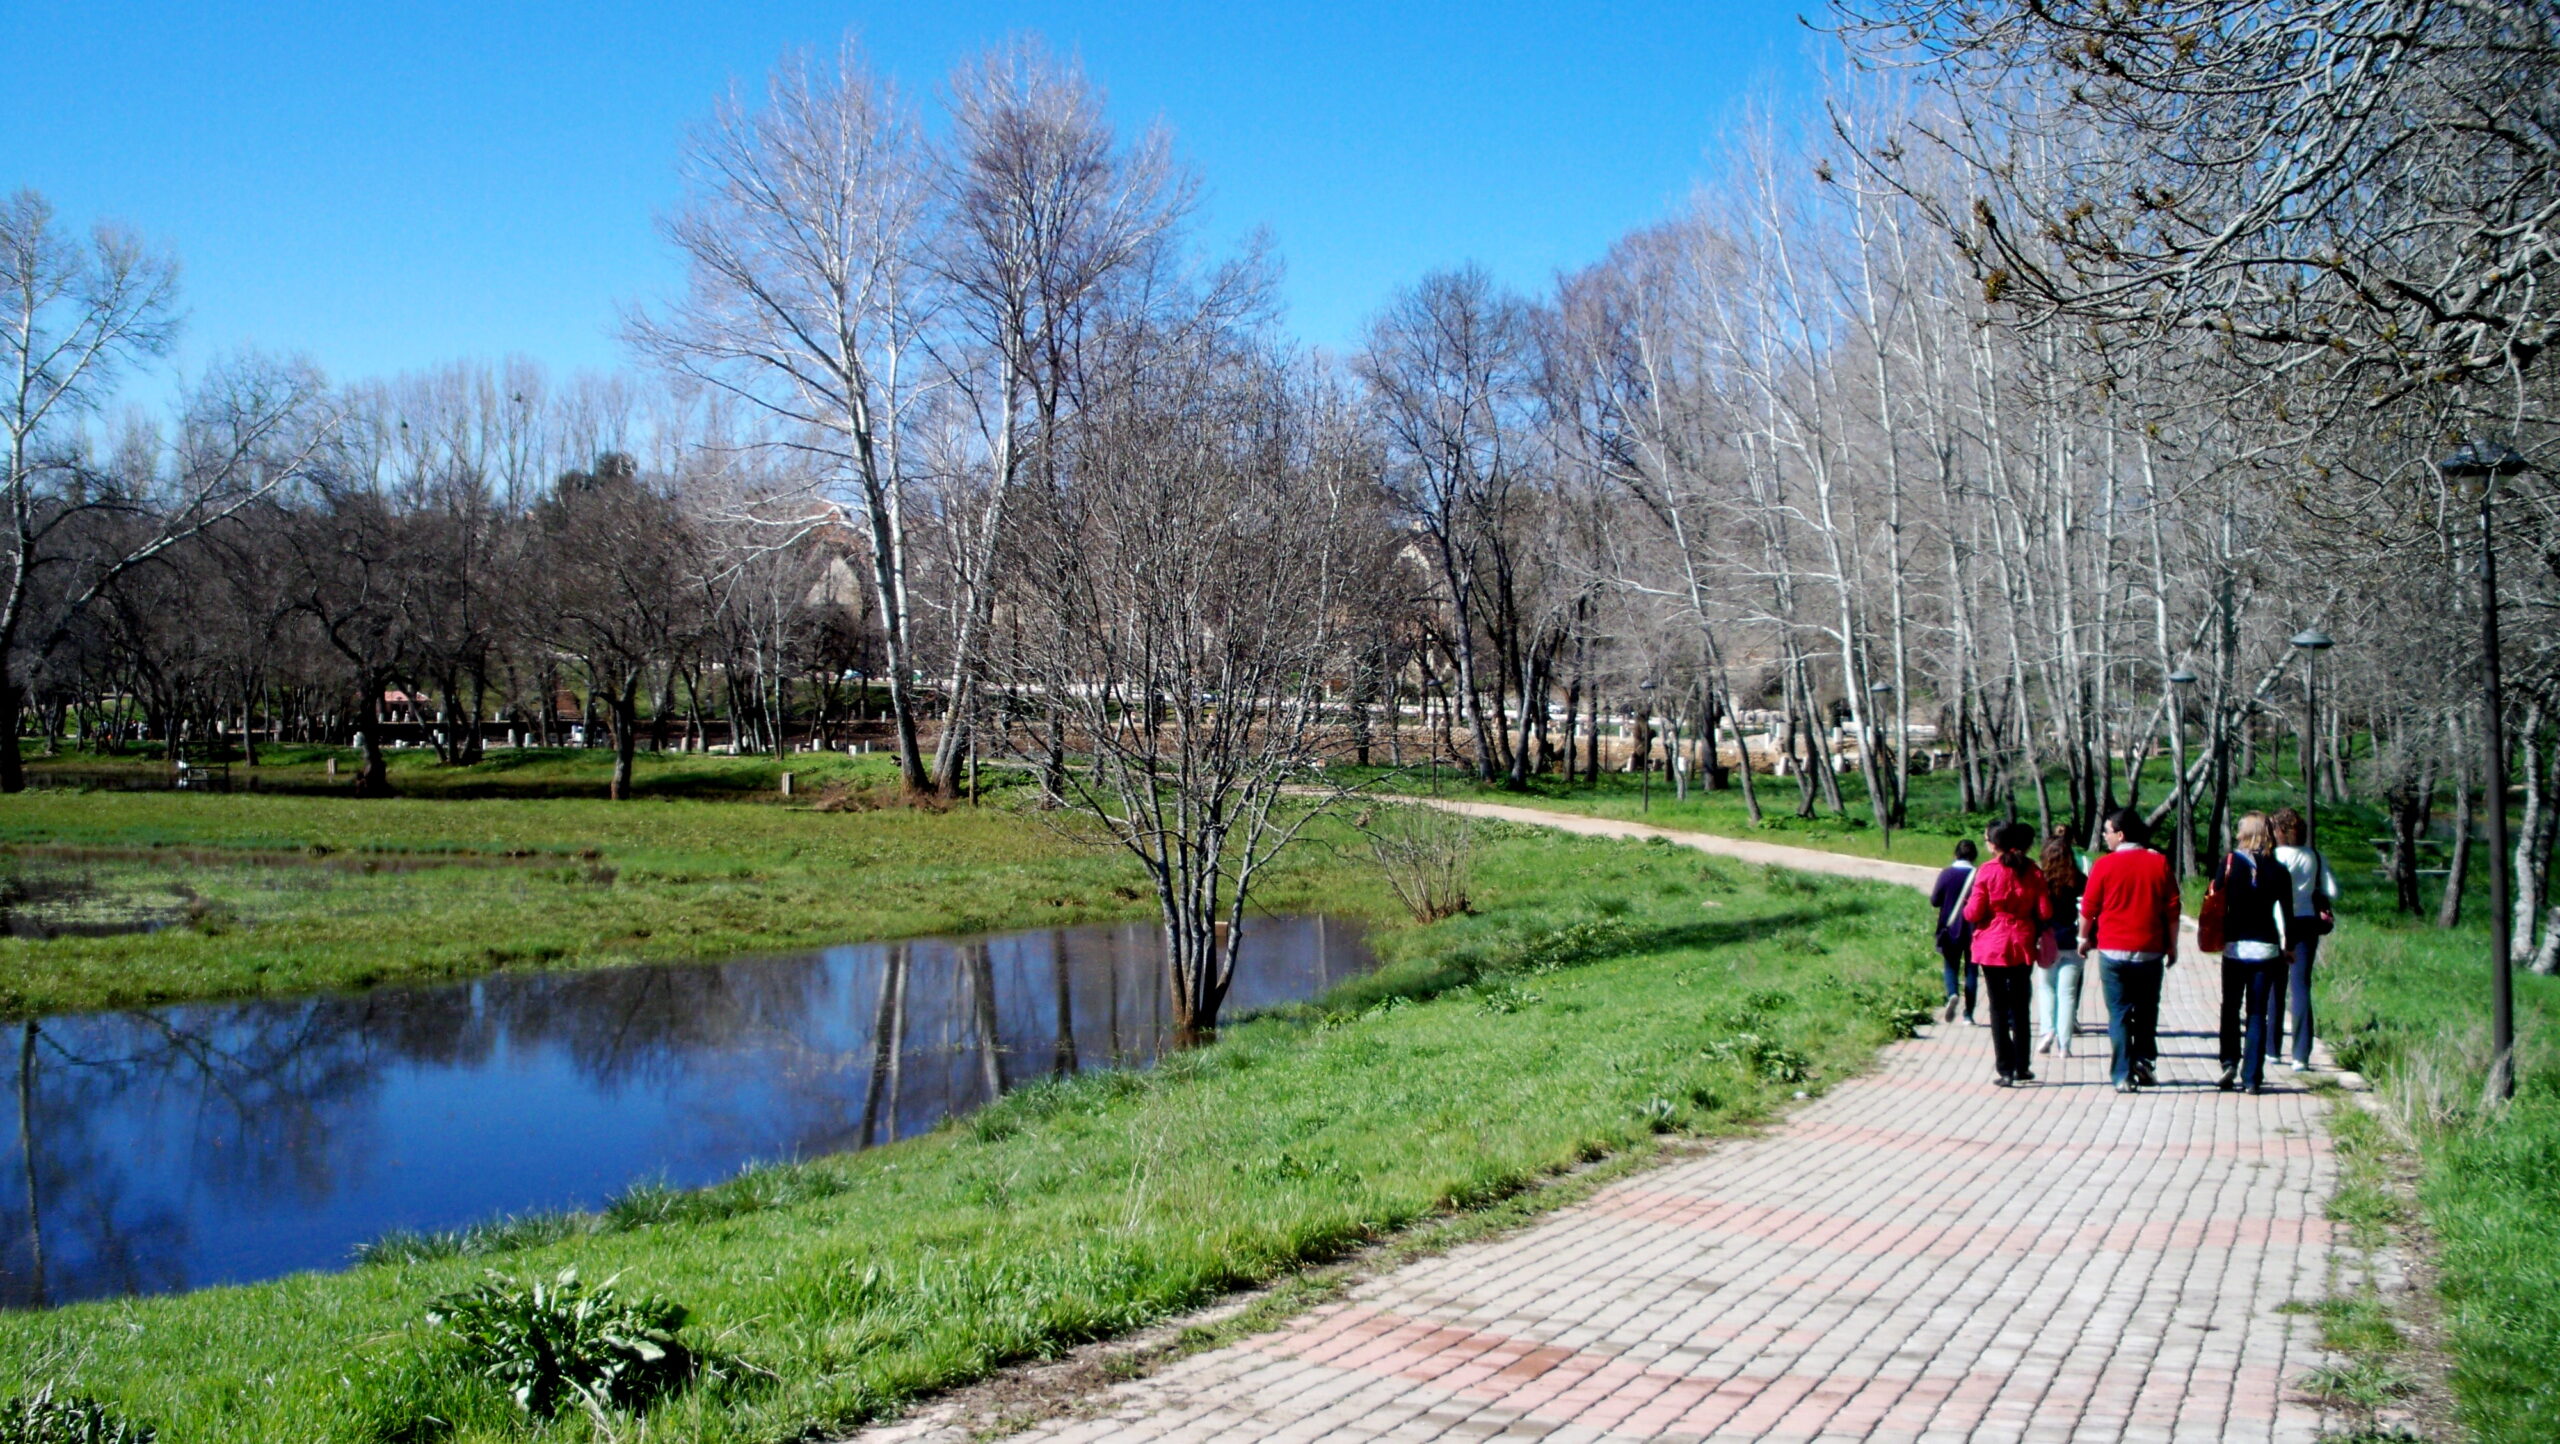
[{"xmin": 2269, "ymin": 807, "xmax": 2339, "ymax": 1071}]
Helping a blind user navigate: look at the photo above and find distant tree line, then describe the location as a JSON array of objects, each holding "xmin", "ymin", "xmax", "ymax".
[{"xmin": 7, "ymin": 6, "xmax": 2557, "ymax": 1020}]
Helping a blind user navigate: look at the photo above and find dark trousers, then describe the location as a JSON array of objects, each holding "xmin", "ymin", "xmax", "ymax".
[
  {"xmin": 1983, "ymin": 964, "xmax": 2033, "ymax": 1079},
  {"xmin": 2099, "ymin": 955, "xmax": 2164, "ymax": 1086},
  {"xmin": 2281, "ymin": 934, "xmax": 2320, "ymax": 1065},
  {"xmin": 2219, "ymin": 957, "xmax": 2282, "ymax": 1089},
  {"xmin": 1939, "ymin": 942, "xmax": 1978, "ymax": 1016}
]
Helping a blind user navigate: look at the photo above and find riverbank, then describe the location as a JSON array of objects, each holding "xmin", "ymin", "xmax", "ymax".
[
  {"xmin": 0, "ymin": 768, "xmax": 1194, "ymax": 1018},
  {"xmin": 0, "ymin": 822, "xmax": 1935, "ymax": 1442},
  {"xmin": 2322, "ymin": 913, "xmax": 2560, "ymax": 1444}
]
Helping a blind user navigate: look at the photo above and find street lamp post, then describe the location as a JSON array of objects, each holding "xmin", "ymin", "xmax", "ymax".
[
  {"xmin": 2289, "ymin": 630, "xmax": 2334, "ymax": 849},
  {"xmin": 2438, "ymin": 440, "xmax": 2528, "ymax": 1102},
  {"xmin": 1638, "ymin": 679, "xmax": 1657, "ymax": 813},
  {"xmin": 1869, "ymin": 678, "xmax": 1897, "ymax": 847},
  {"xmin": 2168, "ymin": 669, "xmax": 2199, "ymax": 877}
]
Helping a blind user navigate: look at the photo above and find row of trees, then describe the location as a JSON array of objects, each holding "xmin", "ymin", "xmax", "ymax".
[{"xmin": 10, "ymin": 6, "xmax": 2556, "ymax": 1028}]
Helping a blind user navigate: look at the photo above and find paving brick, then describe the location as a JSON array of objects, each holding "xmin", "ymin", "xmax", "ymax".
[{"xmin": 985, "ymin": 815, "xmax": 2355, "ymax": 1442}]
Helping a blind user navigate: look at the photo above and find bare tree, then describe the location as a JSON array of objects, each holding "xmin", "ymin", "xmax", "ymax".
[
  {"xmin": 1, "ymin": 193, "xmax": 324, "ymax": 789},
  {"xmin": 632, "ymin": 39, "xmax": 941, "ymax": 794},
  {"xmin": 1016, "ymin": 354, "xmax": 1359, "ymax": 1035},
  {"xmin": 925, "ymin": 40, "xmax": 1199, "ymax": 794},
  {"xmin": 528, "ymin": 454, "xmax": 704, "ymax": 799}
]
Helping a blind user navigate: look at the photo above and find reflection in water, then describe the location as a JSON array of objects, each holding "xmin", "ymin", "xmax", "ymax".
[{"xmin": 1, "ymin": 915, "xmax": 1371, "ymax": 1309}]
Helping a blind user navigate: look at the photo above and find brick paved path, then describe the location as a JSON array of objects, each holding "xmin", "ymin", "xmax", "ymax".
[{"xmin": 989, "ymin": 811, "xmax": 2359, "ymax": 1443}]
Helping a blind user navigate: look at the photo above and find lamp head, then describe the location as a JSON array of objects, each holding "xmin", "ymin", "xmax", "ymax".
[
  {"xmin": 2289, "ymin": 628, "xmax": 2334, "ymax": 651},
  {"xmin": 2166, "ymin": 668, "xmax": 2199, "ymax": 686},
  {"xmin": 2437, "ymin": 441, "xmax": 2528, "ymax": 495}
]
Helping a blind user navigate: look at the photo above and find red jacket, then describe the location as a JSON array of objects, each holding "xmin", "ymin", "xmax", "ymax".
[
  {"xmin": 2082, "ymin": 845, "xmax": 2181, "ymax": 955},
  {"xmin": 1963, "ymin": 857, "xmax": 2051, "ymax": 968}
]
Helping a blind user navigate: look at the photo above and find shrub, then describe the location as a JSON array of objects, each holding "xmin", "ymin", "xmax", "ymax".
[
  {"xmin": 425, "ymin": 1268, "xmax": 694, "ymax": 1421},
  {"xmin": 1358, "ymin": 804, "xmax": 1475, "ymax": 921},
  {"xmin": 1702, "ymin": 1031, "xmax": 1813, "ymax": 1084},
  {"xmin": 0, "ymin": 1388, "xmax": 155, "ymax": 1444}
]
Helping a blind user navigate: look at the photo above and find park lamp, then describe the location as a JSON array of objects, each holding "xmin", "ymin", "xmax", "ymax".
[
  {"xmin": 2289, "ymin": 629, "xmax": 2334, "ymax": 851},
  {"xmin": 2437, "ymin": 440, "xmax": 2530, "ymax": 1101},
  {"xmin": 2437, "ymin": 441, "xmax": 2527, "ymax": 495},
  {"xmin": 2163, "ymin": 668, "xmax": 2200, "ymax": 874}
]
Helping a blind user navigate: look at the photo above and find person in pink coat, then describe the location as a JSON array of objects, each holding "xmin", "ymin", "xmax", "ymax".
[{"xmin": 1964, "ymin": 821, "xmax": 2052, "ymax": 1086}]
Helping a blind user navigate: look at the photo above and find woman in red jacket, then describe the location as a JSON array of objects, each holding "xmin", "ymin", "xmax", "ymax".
[{"xmin": 1964, "ymin": 821, "xmax": 2052, "ymax": 1086}]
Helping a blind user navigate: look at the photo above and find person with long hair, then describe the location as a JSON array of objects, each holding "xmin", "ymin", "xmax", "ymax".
[
  {"xmin": 1963, "ymin": 820, "xmax": 2051, "ymax": 1086},
  {"xmin": 2269, "ymin": 807, "xmax": 2338, "ymax": 1072},
  {"xmin": 2032, "ymin": 829, "xmax": 2087, "ymax": 1057},
  {"xmin": 2215, "ymin": 812, "xmax": 2296, "ymax": 1094}
]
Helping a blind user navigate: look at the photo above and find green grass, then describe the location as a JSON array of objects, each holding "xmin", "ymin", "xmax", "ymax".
[
  {"xmin": 0, "ymin": 761, "xmax": 1224, "ymax": 1018},
  {"xmin": 2320, "ymin": 908, "xmax": 2560, "ymax": 1444},
  {"xmin": 0, "ymin": 821, "xmax": 1939, "ymax": 1442},
  {"xmin": 25, "ymin": 742, "xmax": 897, "ymax": 801},
  {"xmin": 1329, "ymin": 759, "xmax": 2380, "ymax": 872}
]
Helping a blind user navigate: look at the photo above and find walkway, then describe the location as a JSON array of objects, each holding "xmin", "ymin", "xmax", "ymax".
[{"xmin": 953, "ymin": 806, "xmax": 2363, "ymax": 1442}]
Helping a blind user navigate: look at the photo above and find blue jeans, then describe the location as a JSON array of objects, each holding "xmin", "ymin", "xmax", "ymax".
[
  {"xmin": 2098, "ymin": 954, "xmax": 2164, "ymax": 1086},
  {"xmin": 1939, "ymin": 942, "xmax": 1978, "ymax": 1017},
  {"xmin": 2219, "ymin": 957, "xmax": 2282, "ymax": 1089},
  {"xmin": 2282, "ymin": 934, "xmax": 2320, "ymax": 1065}
]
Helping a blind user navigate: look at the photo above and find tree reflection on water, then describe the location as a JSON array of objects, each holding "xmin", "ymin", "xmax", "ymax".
[{"xmin": 1, "ymin": 913, "xmax": 1368, "ymax": 1309}]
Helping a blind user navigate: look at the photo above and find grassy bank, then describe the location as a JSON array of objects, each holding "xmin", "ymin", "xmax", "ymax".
[
  {"xmin": 0, "ymin": 821, "xmax": 1937, "ymax": 1442},
  {"xmin": 0, "ymin": 763, "xmax": 1226, "ymax": 1018},
  {"xmin": 2323, "ymin": 910, "xmax": 2560, "ymax": 1444}
]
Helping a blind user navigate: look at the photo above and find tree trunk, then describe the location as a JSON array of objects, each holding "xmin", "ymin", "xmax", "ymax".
[
  {"xmin": 0, "ymin": 677, "xmax": 23, "ymax": 794},
  {"xmin": 2513, "ymin": 707, "xmax": 2550, "ymax": 965},
  {"xmin": 610, "ymin": 679, "xmax": 640, "ymax": 801},
  {"xmin": 2440, "ymin": 711, "xmax": 2473, "ymax": 929}
]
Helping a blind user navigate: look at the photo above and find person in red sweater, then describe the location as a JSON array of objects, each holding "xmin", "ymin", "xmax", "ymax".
[
  {"xmin": 1963, "ymin": 821, "xmax": 2050, "ymax": 1086},
  {"xmin": 2079, "ymin": 808, "xmax": 2183, "ymax": 1093}
]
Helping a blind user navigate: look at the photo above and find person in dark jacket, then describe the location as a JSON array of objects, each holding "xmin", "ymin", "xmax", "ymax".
[
  {"xmin": 1931, "ymin": 839, "xmax": 1979, "ymax": 1023},
  {"xmin": 2215, "ymin": 812, "xmax": 2295, "ymax": 1095}
]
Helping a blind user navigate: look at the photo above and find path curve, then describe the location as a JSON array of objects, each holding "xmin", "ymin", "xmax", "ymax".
[{"xmin": 892, "ymin": 806, "xmax": 2371, "ymax": 1443}]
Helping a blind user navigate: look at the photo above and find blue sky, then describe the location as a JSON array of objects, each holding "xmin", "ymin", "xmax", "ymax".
[{"xmin": 6, "ymin": 2, "xmax": 1824, "ymax": 401}]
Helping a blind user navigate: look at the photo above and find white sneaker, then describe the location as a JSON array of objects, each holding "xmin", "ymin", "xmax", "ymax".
[{"xmin": 2284, "ymin": 1060, "xmax": 2311, "ymax": 1072}]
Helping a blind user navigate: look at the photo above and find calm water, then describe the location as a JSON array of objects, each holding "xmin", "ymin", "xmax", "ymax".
[{"xmin": 0, "ymin": 914, "xmax": 1372, "ymax": 1308}]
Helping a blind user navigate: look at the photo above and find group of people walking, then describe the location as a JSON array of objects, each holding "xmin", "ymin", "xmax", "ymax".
[{"xmin": 1929, "ymin": 807, "xmax": 2338, "ymax": 1093}]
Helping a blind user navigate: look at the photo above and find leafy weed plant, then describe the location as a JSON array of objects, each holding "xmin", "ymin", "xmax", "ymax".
[
  {"xmin": 426, "ymin": 1269, "xmax": 695, "ymax": 1422},
  {"xmin": 0, "ymin": 1388, "xmax": 155, "ymax": 1444}
]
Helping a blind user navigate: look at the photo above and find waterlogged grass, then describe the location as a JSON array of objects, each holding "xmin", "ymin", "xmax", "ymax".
[
  {"xmin": 0, "ymin": 775, "xmax": 1213, "ymax": 1018},
  {"xmin": 0, "ymin": 827, "xmax": 1937, "ymax": 1443},
  {"xmin": 25, "ymin": 742, "xmax": 894, "ymax": 801}
]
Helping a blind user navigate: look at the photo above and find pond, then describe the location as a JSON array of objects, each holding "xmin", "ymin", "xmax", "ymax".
[{"xmin": 0, "ymin": 913, "xmax": 1374, "ymax": 1308}]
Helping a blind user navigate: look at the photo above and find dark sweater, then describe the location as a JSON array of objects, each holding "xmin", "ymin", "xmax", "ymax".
[
  {"xmin": 2216, "ymin": 852, "xmax": 2295, "ymax": 951},
  {"xmin": 1930, "ymin": 863, "xmax": 1975, "ymax": 951}
]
